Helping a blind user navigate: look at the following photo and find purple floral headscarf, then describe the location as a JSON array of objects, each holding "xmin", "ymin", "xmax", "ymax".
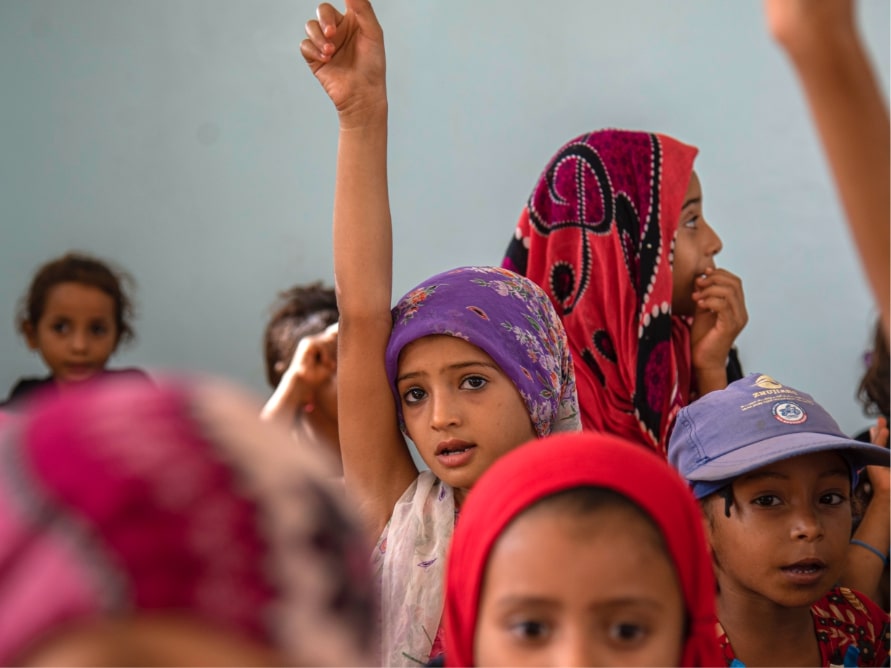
[{"xmin": 384, "ymin": 266, "xmax": 580, "ymax": 437}]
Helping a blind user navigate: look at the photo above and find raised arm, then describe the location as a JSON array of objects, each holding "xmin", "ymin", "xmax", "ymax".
[
  {"xmin": 765, "ymin": 0, "xmax": 890, "ymax": 338},
  {"xmin": 302, "ymin": 0, "xmax": 417, "ymax": 537}
]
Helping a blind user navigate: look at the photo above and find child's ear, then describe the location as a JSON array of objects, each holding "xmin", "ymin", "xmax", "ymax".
[
  {"xmin": 22, "ymin": 322, "xmax": 39, "ymax": 350},
  {"xmin": 699, "ymin": 504, "xmax": 723, "ymax": 574},
  {"xmin": 699, "ymin": 499, "xmax": 717, "ymax": 540},
  {"xmin": 700, "ymin": 511, "xmax": 713, "ymax": 543}
]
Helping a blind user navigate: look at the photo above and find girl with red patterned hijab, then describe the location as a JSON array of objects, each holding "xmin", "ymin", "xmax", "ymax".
[{"xmin": 503, "ymin": 130, "xmax": 748, "ymax": 454}]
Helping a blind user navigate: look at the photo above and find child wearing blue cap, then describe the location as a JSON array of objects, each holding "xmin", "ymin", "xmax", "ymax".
[{"xmin": 668, "ymin": 373, "xmax": 890, "ymax": 667}]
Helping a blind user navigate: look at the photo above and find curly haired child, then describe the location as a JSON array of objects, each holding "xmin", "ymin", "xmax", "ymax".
[
  {"xmin": 2, "ymin": 251, "xmax": 148, "ymax": 409},
  {"xmin": 260, "ymin": 282, "xmax": 341, "ymax": 464}
]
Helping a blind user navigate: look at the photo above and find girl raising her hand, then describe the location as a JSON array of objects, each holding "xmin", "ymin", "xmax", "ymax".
[{"xmin": 301, "ymin": 2, "xmax": 579, "ymax": 665}]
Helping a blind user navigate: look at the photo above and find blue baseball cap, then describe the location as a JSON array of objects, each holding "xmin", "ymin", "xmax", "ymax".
[{"xmin": 668, "ymin": 373, "xmax": 890, "ymax": 499}]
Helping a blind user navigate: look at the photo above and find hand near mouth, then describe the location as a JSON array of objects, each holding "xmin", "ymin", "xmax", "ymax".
[{"xmin": 689, "ymin": 267, "xmax": 749, "ymax": 396}]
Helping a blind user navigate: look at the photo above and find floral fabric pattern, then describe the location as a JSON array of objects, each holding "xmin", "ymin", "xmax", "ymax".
[
  {"xmin": 716, "ymin": 587, "xmax": 890, "ymax": 666},
  {"xmin": 386, "ymin": 266, "xmax": 580, "ymax": 437},
  {"xmin": 371, "ymin": 472, "xmax": 455, "ymax": 667}
]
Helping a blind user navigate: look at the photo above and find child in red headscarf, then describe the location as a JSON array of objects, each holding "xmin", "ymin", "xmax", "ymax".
[
  {"xmin": 443, "ymin": 432, "xmax": 723, "ymax": 667},
  {"xmin": 503, "ymin": 130, "xmax": 748, "ymax": 454}
]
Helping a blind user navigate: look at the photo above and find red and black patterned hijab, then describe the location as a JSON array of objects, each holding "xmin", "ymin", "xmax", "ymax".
[{"xmin": 503, "ymin": 129, "xmax": 697, "ymax": 454}]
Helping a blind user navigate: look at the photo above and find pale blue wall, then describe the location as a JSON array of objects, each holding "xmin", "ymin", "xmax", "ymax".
[{"xmin": 1, "ymin": 0, "xmax": 888, "ymax": 435}]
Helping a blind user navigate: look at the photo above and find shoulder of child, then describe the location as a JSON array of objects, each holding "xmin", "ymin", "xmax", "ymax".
[
  {"xmin": 811, "ymin": 587, "xmax": 889, "ymax": 666},
  {"xmin": 1, "ymin": 376, "xmax": 54, "ymax": 409}
]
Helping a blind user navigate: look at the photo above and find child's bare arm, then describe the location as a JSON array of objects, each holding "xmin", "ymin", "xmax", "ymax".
[
  {"xmin": 765, "ymin": 0, "xmax": 890, "ymax": 338},
  {"xmin": 841, "ymin": 418, "xmax": 889, "ymax": 603},
  {"xmin": 302, "ymin": 0, "xmax": 417, "ymax": 537}
]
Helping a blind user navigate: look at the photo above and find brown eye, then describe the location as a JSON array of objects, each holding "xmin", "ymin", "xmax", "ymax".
[
  {"xmin": 510, "ymin": 620, "xmax": 549, "ymax": 641},
  {"xmin": 820, "ymin": 492, "xmax": 846, "ymax": 506},
  {"xmin": 460, "ymin": 376, "xmax": 487, "ymax": 390},
  {"xmin": 402, "ymin": 387, "xmax": 426, "ymax": 405},
  {"xmin": 608, "ymin": 622, "xmax": 647, "ymax": 643}
]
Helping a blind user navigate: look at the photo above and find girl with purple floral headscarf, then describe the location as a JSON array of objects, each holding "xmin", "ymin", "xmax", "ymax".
[{"xmin": 300, "ymin": 3, "xmax": 579, "ymax": 665}]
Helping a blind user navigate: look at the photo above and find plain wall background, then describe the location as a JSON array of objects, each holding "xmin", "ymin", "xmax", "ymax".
[{"xmin": 1, "ymin": 0, "xmax": 888, "ymax": 435}]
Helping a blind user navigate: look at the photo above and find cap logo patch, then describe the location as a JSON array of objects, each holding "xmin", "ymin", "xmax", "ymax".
[
  {"xmin": 772, "ymin": 401, "xmax": 807, "ymax": 425},
  {"xmin": 755, "ymin": 375, "xmax": 783, "ymax": 390}
]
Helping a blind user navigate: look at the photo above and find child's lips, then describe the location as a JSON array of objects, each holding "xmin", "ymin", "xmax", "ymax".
[
  {"xmin": 63, "ymin": 364, "xmax": 97, "ymax": 381},
  {"xmin": 780, "ymin": 558, "xmax": 827, "ymax": 585},
  {"xmin": 435, "ymin": 439, "xmax": 473, "ymax": 456},
  {"xmin": 435, "ymin": 439, "xmax": 477, "ymax": 468}
]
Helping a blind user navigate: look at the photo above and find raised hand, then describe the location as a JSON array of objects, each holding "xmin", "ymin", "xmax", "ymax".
[
  {"xmin": 869, "ymin": 415, "xmax": 890, "ymax": 448},
  {"xmin": 843, "ymin": 413, "xmax": 890, "ymax": 604},
  {"xmin": 763, "ymin": 0, "xmax": 890, "ymax": 338},
  {"xmin": 290, "ymin": 325, "xmax": 338, "ymax": 401},
  {"xmin": 689, "ymin": 267, "xmax": 748, "ymax": 394},
  {"xmin": 260, "ymin": 325, "xmax": 338, "ymax": 422},
  {"xmin": 866, "ymin": 415, "xmax": 890, "ymax": 498},
  {"xmin": 300, "ymin": 0, "xmax": 417, "ymax": 537},
  {"xmin": 763, "ymin": 0, "xmax": 855, "ymax": 55},
  {"xmin": 300, "ymin": 0, "xmax": 386, "ymax": 127}
]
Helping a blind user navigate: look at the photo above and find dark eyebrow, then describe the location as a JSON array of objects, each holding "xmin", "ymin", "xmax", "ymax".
[
  {"xmin": 396, "ymin": 360, "xmax": 498, "ymax": 385},
  {"xmin": 495, "ymin": 595, "xmax": 558, "ymax": 610},
  {"xmin": 739, "ymin": 467, "xmax": 850, "ymax": 484},
  {"xmin": 738, "ymin": 470, "xmax": 787, "ymax": 484},
  {"xmin": 495, "ymin": 595, "xmax": 665, "ymax": 612},
  {"xmin": 681, "ymin": 197, "xmax": 701, "ymax": 209}
]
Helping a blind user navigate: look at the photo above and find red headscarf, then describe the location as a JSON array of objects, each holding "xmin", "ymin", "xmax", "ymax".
[
  {"xmin": 443, "ymin": 432, "xmax": 721, "ymax": 667},
  {"xmin": 503, "ymin": 129, "xmax": 698, "ymax": 454}
]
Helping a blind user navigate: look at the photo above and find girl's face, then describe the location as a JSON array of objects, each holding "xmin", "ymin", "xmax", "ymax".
[
  {"xmin": 474, "ymin": 503, "xmax": 685, "ymax": 667},
  {"xmin": 396, "ymin": 335, "xmax": 536, "ymax": 503},
  {"xmin": 672, "ymin": 171, "xmax": 723, "ymax": 316},
  {"xmin": 24, "ymin": 282, "xmax": 118, "ymax": 385},
  {"xmin": 704, "ymin": 451, "xmax": 852, "ymax": 611}
]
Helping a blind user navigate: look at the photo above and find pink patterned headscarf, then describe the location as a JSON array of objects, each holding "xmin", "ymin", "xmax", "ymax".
[
  {"xmin": 0, "ymin": 376, "xmax": 374, "ymax": 665},
  {"xmin": 503, "ymin": 130, "xmax": 698, "ymax": 454}
]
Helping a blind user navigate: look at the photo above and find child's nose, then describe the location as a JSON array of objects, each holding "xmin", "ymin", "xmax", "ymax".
[
  {"xmin": 556, "ymin": 630, "xmax": 596, "ymax": 667},
  {"xmin": 69, "ymin": 329, "xmax": 89, "ymax": 352},
  {"xmin": 703, "ymin": 219, "xmax": 723, "ymax": 256},
  {"xmin": 791, "ymin": 505, "xmax": 824, "ymax": 541},
  {"xmin": 430, "ymin": 393, "xmax": 460, "ymax": 430}
]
